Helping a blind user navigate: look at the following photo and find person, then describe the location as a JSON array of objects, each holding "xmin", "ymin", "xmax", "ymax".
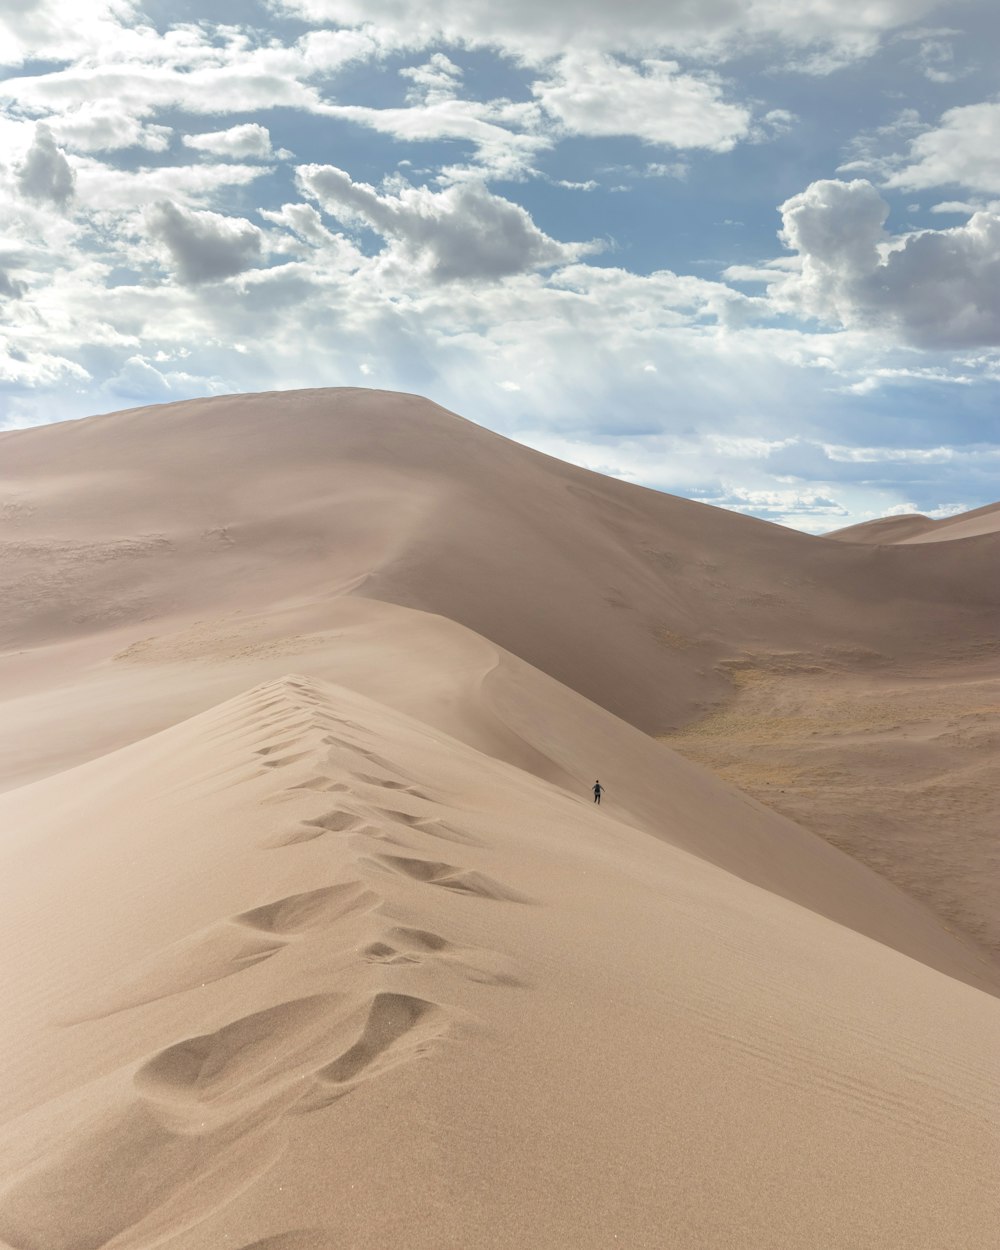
[{"xmin": 593, "ymin": 780, "xmax": 603, "ymax": 805}]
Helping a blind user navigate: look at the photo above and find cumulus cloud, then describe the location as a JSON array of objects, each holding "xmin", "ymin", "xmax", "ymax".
[
  {"xmin": 772, "ymin": 178, "xmax": 1000, "ymax": 348},
  {"xmin": 884, "ymin": 102, "xmax": 1000, "ymax": 195},
  {"xmin": 17, "ymin": 124, "xmax": 75, "ymax": 207},
  {"xmin": 534, "ymin": 53, "xmax": 750, "ymax": 151},
  {"xmin": 183, "ymin": 123, "xmax": 277, "ymax": 159},
  {"xmin": 144, "ymin": 201, "xmax": 264, "ymax": 284},
  {"xmin": 297, "ymin": 166, "xmax": 590, "ymax": 281}
]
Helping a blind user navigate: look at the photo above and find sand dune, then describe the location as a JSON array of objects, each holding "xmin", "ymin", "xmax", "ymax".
[
  {"xmin": 1, "ymin": 676, "xmax": 997, "ymax": 1248},
  {"xmin": 2, "ymin": 389, "xmax": 997, "ymax": 741},
  {"xmin": 1, "ymin": 389, "xmax": 999, "ymax": 1246},
  {"xmin": 829, "ymin": 501, "xmax": 1000, "ymax": 545},
  {"xmin": 2, "ymin": 389, "xmax": 997, "ymax": 964}
]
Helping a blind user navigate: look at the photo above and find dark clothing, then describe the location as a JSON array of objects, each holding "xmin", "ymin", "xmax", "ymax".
[{"xmin": 593, "ymin": 783, "xmax": 603, "ymax": 804}]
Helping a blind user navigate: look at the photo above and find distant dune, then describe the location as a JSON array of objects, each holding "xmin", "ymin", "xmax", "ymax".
[
  {"xmin": 829, "ymin": 502, "xmax": 1000, "ymax": 545},
  {"xmin": 1, "ymin": 389, "xmax": 998, "ymax": 1247}
]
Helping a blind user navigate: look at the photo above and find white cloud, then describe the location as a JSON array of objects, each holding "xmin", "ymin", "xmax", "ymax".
[
  {"xmin": 772, "ymin": 178, "xmax": 1000, "ymax": 348},
  {"xmin": 16, "ymin": 124, "xmax": 75, "ymax": 207},
  {"xmin": 884, "ymin": 102, "xmax": 1000, "ymax": 195},
  {"xmin": 104, "ymin": 354, "xmax": 230, "ymax": 401},
  {"xmin": 297, "ymin": 165, "xmax": 591, "ymax": 281},
  {"xmin": 0, "ymin": 23, "xmax": 375, "ymax": 123},
  {"xmin": 183, "ymin": 123, "xmax": 277, "ymax": 160},
  {"xmin": 47, "ymin": 104, "xmax": 171, "ymax": 153},
  {"xmin": 144, "ymin": 201, "xmax": 265, "ymax": 284},
  {"xmin": 272, "ymin": 0, "xmax": 940, "ymax": 65},
  {"xmin": 400, "ymin": 53, "xmax": 464, "ymax": 104},
  {"xmin": 72, "ymin": 159, "xmax": 270, "ymax": 212},
  {"xmin": 0, "ymin": 267, "xmax": 26, "ymax": 298},
  {"xmin": 823, "ymin": 443, "xmax": 958, "ymax": 463},
  {"xmin": 0, "ymin": 0, "xmax": 140, "ymax": 66},
  {"xmin": 318, "ymin": 97, "xmax": 548, "ymax": 182},
  {"xmin": 534, "ymin": 53, "xmax": 751, "ymax": 151}
]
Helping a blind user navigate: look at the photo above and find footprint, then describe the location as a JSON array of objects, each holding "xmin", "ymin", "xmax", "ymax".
[
  {"xmin": 135, "ymin": 994, "xmax": 341, "ymax": 1105},
  {"xmin": 362, "ymin": 928, "xmax": 451, "ymax": 965},
  {"xmin": 376, "ymin": 808, "xmax": 425, "ymax": 827},
  {"xmin": 356, "ymin": 774, "xmax": 409, "ymax": 790},
  {"xmin": 236, "ymin": 883, "xmax": 378, "ymax": 934},
  {"xmin": 260, "ymin": 751, "xmax": 314, "ymax": 770},
  {"xmin": 264, "ymin": 810, "xmax": 363, "ymax": 847},
  {"xmin": 256, "ymin": 739, "xmax": 310, "ymax": 757},
  {"xmin": 355, "ymin": 776, "xmax": 432, "ymax": 801},
  {"xmin": 373, "ymin": 809, "xmax": 474, "ymax": 845},
  {"xmin": 385, "ymin": 926, "xmax": 451, "ymax": 952},
  {"xmin": 314, "ymin": 993, "xmax": 441, "ymax": 1089},
  {"xmin": 364, "ymin": 928, "xmax": 522, "ymax": 988},
  {"xmin": 367, "ymin": 856, "xmax": 531, "ymax": 903},
  {"xmin": 362, "ymin": 941, "xmax": 421, "ymax": 966},
  {"xmin": 289, "ymin": 778, "xmax": 350, "ymax": 793}
]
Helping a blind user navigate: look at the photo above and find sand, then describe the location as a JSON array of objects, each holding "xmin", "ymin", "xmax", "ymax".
[{"xmin": 0, "ymin": 389, "xmax": 998, "ymax": 1248}]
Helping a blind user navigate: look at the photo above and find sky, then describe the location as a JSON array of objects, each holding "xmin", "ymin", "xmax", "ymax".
[{"xmin": 1, "ymin": 1, "xmax": 999, "ymax": 531}]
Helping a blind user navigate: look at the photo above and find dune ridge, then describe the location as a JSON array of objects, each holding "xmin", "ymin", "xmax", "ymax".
[{"xmin": 1, "ymin": 675, "xmax": 998, "ymax": 1247}]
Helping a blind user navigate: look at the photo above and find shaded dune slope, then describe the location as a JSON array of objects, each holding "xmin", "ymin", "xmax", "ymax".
[{"xmin": 3, "ymin": 389, "xmax": 998, "ymax": 739}]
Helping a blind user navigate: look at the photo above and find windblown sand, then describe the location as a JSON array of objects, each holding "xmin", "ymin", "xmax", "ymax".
[{"xmin": 0, "ymin": 389, "xmax": 997, "ymax": 1248}]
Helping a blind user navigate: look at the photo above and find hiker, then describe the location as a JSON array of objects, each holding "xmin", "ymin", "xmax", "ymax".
[{"xmin": 593, "ymin": 780, "xmax": 603, "ymax": 805}]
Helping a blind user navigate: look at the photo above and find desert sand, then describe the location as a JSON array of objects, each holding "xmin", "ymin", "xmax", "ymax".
[{"xmin": 0, "ymin": 389, "xmax": 997, "ymax": 1248}]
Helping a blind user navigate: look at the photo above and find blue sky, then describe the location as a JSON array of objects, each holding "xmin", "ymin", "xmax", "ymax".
[{"xmin": 1, "ymin": 1, "xmax": 998, "ymax": 530}]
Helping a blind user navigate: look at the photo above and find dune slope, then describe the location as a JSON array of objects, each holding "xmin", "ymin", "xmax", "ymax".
[
  {"xmin": 0, "ymin": 675, "xmax": 997, "ymax": 1250},
  {"xmin": 3, "ymin": 388, "xmax": 997, "ymax": 740}
]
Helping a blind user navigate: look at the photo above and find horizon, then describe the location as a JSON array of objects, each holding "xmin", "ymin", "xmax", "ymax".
[{"xmin": 2, "ymin": 1, "xmax": 999, "ymax": 532}]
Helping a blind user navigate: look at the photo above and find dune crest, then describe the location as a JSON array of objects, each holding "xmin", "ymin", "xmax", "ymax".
[{"xmin": 0, "ymin": 674, "xmax": 998, "ymax": 1246}]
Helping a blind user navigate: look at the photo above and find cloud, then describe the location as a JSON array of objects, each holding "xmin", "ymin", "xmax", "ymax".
[
  {"xmin": 0, "ymin": 0, "xmax": 140, "ymax": 66},
  {"xmin": 272, "ymin": 0, "xmax": 940, "ymax": 65},
  {"xmin": 144, "ymin": 201, "xmax": 264, "ymax": 284},
  {"xmin": 47, "ymin": 103, "xmax": 171, "ymax": 153},
  {"xmin": 73, "ymin": 159, "xmax": 269, "ymax": 211},
  {"xmin": 104, "ymin": 354, "xmax": 229, "ymax": 402},
  {"xmin": 318, "ymin": 97, "xmax": 548, "ymax": 182},
  {"xmin": 297, "ymin": 165, "xmax": 590, "ymax": 280},
  {"xmin": 772, "ymin": 178, "xmax": 1000, "ymax": 348},
  {"xmin": 183, "ymin": 123, "xmax": 277, "ymax": 160},
  {"xmin": 534, "ymin": 53, "xmax": 751, "ymax": 151},
  {"xmin": 400, "ymin": 53, "xmax": 463, "ymax": 104},
  {"xmin": 16, "ymin": 124, "xmax": 75, "ymax": 207},
  {"xmin": 884, "ymin": 103, "xmax": 1000, "ymax": 195},
  {"xmin": 0, "ymin": 267, "xmax": 26, "ymax": 299}
]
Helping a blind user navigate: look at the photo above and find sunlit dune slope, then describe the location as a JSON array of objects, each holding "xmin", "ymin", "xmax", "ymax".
[
  {"xmin": 828, "ymin": 501, "xmax": 1000, "ymax": 545},
  {"xmin": 0, "ymin": 676, "xmax": 997, "ymax": 1249}
]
